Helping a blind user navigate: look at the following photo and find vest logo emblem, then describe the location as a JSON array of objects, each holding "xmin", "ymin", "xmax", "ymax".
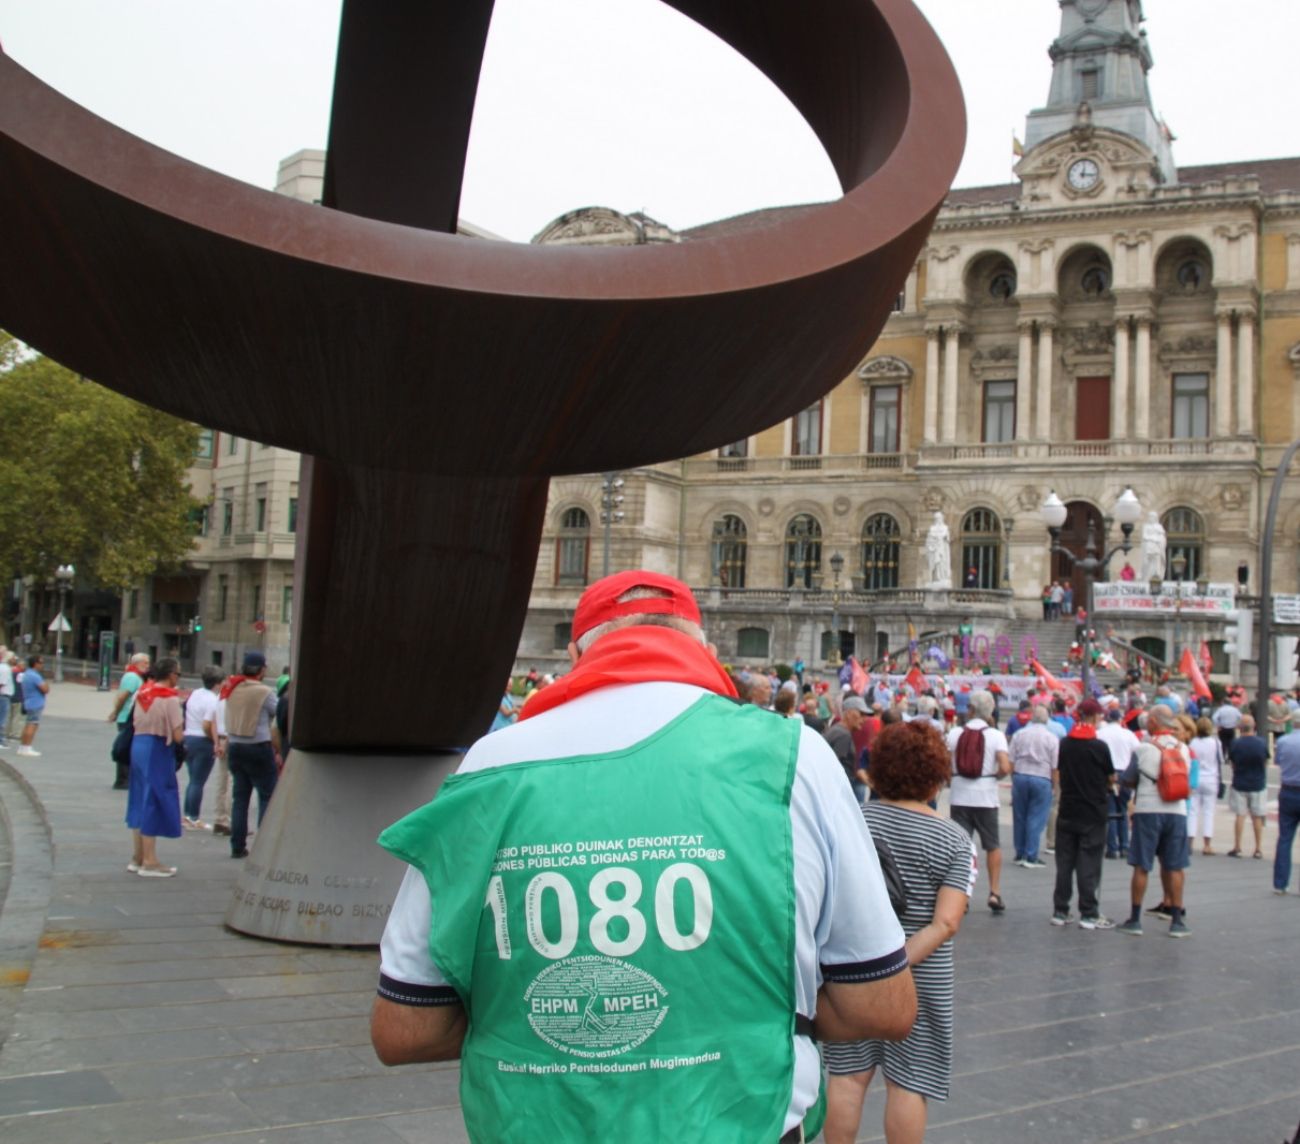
[{"xmin": 525, "ymin": 954, "xmax": 669, "ymax": 1057}]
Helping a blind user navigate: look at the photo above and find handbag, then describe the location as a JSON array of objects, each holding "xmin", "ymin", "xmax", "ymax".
[
  {"xmin": 872, "ymin": 832, "xmax": 909, "ymax": 919},
  {"xmin": 110, "ymin": 719, "xmax": 134, "ymax": 767}
]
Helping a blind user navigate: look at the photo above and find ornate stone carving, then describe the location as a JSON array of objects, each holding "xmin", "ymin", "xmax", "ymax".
[
  {"xmin": 532, "ymin": 207, "xmax": 679, "ymax": 247},
  {"xmin": 1220, "ymin": 484, "xmax": 1245, "ymax": 511},
  {"xmin": 1288, "ymin": 342, "xmax": 1300, "ymax": 365},
  {"xmin": 833, "ymin": 495, "xmax": 851, "ymax": 516},
  {"xmin": 758, "ymin": 498, "xmax": 775, "ymax": 517},
  {"xmin": 971, "ymin": 343, "xmax": 1017, "ymax": 364},
  {"xmin": 1114, "ymin": 229, "xmax": 1152, "ymax": 249},
  {"xmin": 928, "ymin": 245, "xmax": 960, "ymax": 263},
  {"xmin": 1160, "ymin": 334, "xmax": 1215, "ymax": 357},
  {"xmin": 856, "ymin": 354, "xmax": 913, "ymax": 382},
  {"xmin": 1066, "ymin": 321, "xmax": 1115, "ymax": 356},
  {"xmin": 922, "ymin": 487, "xmax": 946, "ymax": 512},
  {"xmin": 1016, "ymin": 486, "xmax": 1042, "ymax": 513}
]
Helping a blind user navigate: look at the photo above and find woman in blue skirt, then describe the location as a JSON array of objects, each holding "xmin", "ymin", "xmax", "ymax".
[{"xmin": 126, "ymin": 656, "xmax": 184, "ymax": 877}]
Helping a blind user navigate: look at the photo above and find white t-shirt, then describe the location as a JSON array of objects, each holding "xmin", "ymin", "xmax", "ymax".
[
  {"xmin": 183, "ymin": 687, "xmax": 219, "ymax": 738},
  {"xmin": 945, "ymin": 718, "xmax": 1008, "ymax": 809},
  {"xmin": 1097, "ymin": 721, "xmax": 1139, "ymax": 775},
  {"xmin": 379, "ymin": 681, "xmax": 907, "ymax": 1135},
  {"xmin": 0, "ymin": 661, "xmax": 12, "ymax": 698},
  {"xmin": 1211, "ymin": 704, "xmax": 1242, "ymax": 730}
]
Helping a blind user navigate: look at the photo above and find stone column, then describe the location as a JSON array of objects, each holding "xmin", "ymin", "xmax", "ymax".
[
  {"xmin": 1112, "ymin": 317, "xmax": 1130, "ymax": 439},
  {"xmin": 924, "ymin": 329, "xmax": 939, "ymax": 443},
  {"xmin": 1215, "ymin": 312, "xmax": 1234, "ymax": 437},
  {"xmin": 1237, "ymin": 312, "xmax": 1256, "ymax": 435},
  {"xmin": 1034, "ymin": 320, "xmax": 1054, "ymax": 439},
  {"xmin": 1133, "ymin": 318, "xmax": 1152, "ymax": 439},
  {"xmin": 1016, "ymin": 322, "xmax": 1033, "ymax": 441},
  {"xmin": 941, "ymin": 325, "xmax": 960, "ymax": 443}
]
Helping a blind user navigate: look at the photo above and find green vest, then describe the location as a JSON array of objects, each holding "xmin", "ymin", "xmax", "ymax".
[{"xmin": 379, "ymin": 694, "xmax": 803, "ymax": 1143}]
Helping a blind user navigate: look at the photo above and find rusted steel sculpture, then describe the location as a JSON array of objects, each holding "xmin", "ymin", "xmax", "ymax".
[{"xmin": 0, "ymin": 0, "xmax": 963, "ymax": 942}]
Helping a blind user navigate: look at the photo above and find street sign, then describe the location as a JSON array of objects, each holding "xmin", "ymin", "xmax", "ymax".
[
  {"xmin": 1273, "ymin": 594, "xmax": 1300, "ymax": 624},
  {"xmin": 47, "ymin": 611, "xmax": 71, "ymax": 633}
]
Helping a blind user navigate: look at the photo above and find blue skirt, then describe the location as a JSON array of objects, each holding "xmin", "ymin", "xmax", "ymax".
[{"xmin": 126, "ymin": 733, "xmax": 182, "ymax": 838}]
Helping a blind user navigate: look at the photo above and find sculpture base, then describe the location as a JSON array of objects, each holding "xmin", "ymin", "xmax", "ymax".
[{"xmin": 224, "ymin": 749, "xmax": 459, "ymax": 945}]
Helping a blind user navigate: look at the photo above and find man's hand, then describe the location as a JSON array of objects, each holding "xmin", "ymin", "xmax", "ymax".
[{"xmin": 371, "ymin": 996, "xmax": 467, "ymax": 1065}]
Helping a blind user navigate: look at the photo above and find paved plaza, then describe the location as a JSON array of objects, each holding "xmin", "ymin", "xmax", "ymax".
[{"xmin": 0, "ymin": 682, "xmax": 1296, "ymax": 1143}]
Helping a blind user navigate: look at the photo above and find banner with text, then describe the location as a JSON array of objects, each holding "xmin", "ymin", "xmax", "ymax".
[{"xmin": 1092, "ymin": 582, "xmax": 1235, "ymax": 617}]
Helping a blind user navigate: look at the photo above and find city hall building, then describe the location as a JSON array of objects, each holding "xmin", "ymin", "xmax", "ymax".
[{"xmin": 119, "ymin": 0, "xmax": 1299, "ymax": 688}]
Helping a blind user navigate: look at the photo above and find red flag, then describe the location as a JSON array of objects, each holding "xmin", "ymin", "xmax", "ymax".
[
  {"xmin": 849, "ymin": 657, "xmax": 869, "ymax": 695},
  {"xmin": 904, "ymin": 665, "xmax": 927, "ymax": 694},
  {"xmin": 1198, "ymin": 640, "xmax": 1213, "ymax": 674},
  {"xmin": 1179, "ymin": 647, "xmax": 1212, "ymax": 700}
]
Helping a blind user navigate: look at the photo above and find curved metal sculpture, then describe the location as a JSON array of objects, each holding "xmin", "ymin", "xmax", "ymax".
[{"xmin": 0, "ymin": 0, "xmax": 963, "ymax": 941}]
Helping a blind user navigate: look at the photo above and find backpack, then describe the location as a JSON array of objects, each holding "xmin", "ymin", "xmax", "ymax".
[
  {"xmin": 1156, "ymin": 741, "xmax": 1190, "ymax": 802},
  {"xmin": 954, "ymin": 726, "xmax": 986, "ymax": 779}
]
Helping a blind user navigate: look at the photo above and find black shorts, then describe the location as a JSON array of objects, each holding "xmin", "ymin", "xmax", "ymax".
[{"xmin": 951, "ymin": 805, "xmax": 1000, "ymax": 852}]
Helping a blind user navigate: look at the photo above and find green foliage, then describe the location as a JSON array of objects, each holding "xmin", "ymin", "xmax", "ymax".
[
  {"xmin": 773, "ymin": 662, "xmax": 793, "ymax": 683},
  {"xmin": 0, "ymin": 343, "xmax": 201, "ymax": 590}
]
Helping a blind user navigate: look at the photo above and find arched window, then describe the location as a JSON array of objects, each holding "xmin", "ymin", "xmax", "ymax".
[
  {"xmin": 785, "ymin": 515, "xmax": 822, "ymax": 589},
  {"xmin": 712, "ymin": 514, "xmax": 747, "ymax": 588},
  {"xmin": 861, "ymin": 513, "xmax": 901, "ymax": 590},
  {"xmin": 960, "ymin": 508, "xmax": 1002, "ymax": 590},
  {"xmin": 555, "ymin": 507, "xmax": 590, "ymax": 586},
  {"xmin": 736, "ymin": 627, "xmax": 770, "ymax": 659},
  {"xmin": 1162, "ymin": 507, "xmax": 1205, "ymax": 581}
]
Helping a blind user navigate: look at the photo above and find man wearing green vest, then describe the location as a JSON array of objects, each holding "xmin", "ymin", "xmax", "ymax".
[{"xmin": 371, "ymin": 571, "xmax": 914, "ymax": 1142}]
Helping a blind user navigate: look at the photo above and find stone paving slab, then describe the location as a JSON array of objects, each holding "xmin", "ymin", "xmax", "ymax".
[{"xmin": 0, "ymin": 680, "xmax": 1298, "ymax": 1143}]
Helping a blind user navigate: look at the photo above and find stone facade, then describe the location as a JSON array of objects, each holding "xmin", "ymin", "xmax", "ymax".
[{"xmin": 518, "ymin": 2, "xmax": 1300, "ymax": 687}]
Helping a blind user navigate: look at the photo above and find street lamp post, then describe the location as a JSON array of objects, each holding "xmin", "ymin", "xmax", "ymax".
[
  {"xmin": 54, "ymin": 563, "xmax": 75, "ymax": 683},
  {"xmin": 599, "ymin": 472, "xmax": 624, "ymax": 578},
  {"xmin": 827, "ymin": 551, "xmax": 845, "ymax": 668},
  {"xmin": 1042, "ymin": 488, "xmax": 1142, "ymax": 696}
]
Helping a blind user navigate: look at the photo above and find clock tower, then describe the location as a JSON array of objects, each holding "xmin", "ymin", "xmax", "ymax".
[{"xmin": 1023, "ymin": 0, "xmax": 1176, "ymax": 185}]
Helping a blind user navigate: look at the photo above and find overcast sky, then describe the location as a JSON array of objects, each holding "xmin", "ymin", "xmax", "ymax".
[{"xmin": 1, "ymin": 1, "xmax": 1296, "ymax": 241}]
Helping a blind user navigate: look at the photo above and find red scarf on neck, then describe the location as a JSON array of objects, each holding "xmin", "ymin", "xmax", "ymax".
[
  {"xmin": 1067, "ymin": 723, "xmax": 1097, "ymax": 740},
  {"xmin": 219, "ymin": 675, "xmax": 249, "ymax": 701},
  {"xmin": 135, "ymin": 681, "xmax": 178, "ymax": 712},
  {"xmin": 518, "ymin": 627, "xmax": 737, "ymax": 722}
]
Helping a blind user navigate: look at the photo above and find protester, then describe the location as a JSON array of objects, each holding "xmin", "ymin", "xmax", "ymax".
[
  {"xmin": 1009, "ymin": 705, "xmax": 1057, "ymax": 869},
  {"xmin": 749, "ymin": 671, "xmax": 774, "ymax": 709},
  {"xmin": 181, "ymin": 666, "xmax": 223, "ymax": 830},
  {"xmin": 1187, "ymin": 716, "xmax": 1224, "ymax": 856},
  {"xmin": 1051, "ymin": 699, "xmax": 1115, "ymax": 929},
  {"xmin": 1097, "ymin": 705, "xmax": 1140, "ymax": 859},
  {"xmin": 1118, "ymin": 705, "xmax": 1192, "ymax": 937},
  {"xmin": 946, "ymin": 690, "xmax": 1010, "ymax": 912},
  {"xmin": 1226, "ymin": 713, "xmax": 1268, "ymax": 860},
  {"xmin": 827, "ymin": 696, "xmax": 871, "ymax": 803},
  {"xmin": 0, "ymin": 646, "xmax": 13, "ymax": 750},
  {"xmin": 774, "ymin": 688, "xmax": 798, "ymax": 718},
  {"xmin": 3, "ymin": 652, "xmax": 20, "ymax": 743},
  {"xmin": 1273, "ymin": 720, "xmax": 1300, "ymax": 894},
  {"xmin": 17, "ymin": 654, "xmax": 48, "ymax": 757},
  {"xmin": 370, "ymin": 571, "xmax": 914, "ymax": 1141},
  {"xmin": 108, "ymin": 653, "xmax": 150, "ymax": 788},
  {"xmin": 800, "ymin": 692, "xmax": 826, "ymax": 733},
  {"xmin": 824, "ymin": 722, "xmax": 972, "ymax": 1144},
  {"xmin": 222, "ymin": 652, "xmax": 282, "ymax": 860},
  {"xmin": 490, "ymin": 679, "xmax": 516, "ymax": 733},
  {"xmin": 125, "ymin": 656, "xmax": 184, "ymax": 877}
]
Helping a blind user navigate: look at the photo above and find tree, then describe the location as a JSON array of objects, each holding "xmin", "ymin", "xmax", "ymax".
[{"xmin": 0, "ymin": 340, "xmax": 201, "ymax": 590}]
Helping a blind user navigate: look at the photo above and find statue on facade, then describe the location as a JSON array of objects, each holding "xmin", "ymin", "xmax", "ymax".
[
  {"xmin": 925, "ymin": 511, "xmax": 952, "ymax": 588},
  {"xmin": 1140, "ymin": 511, "xmax": 1166, "ymax": 581}
]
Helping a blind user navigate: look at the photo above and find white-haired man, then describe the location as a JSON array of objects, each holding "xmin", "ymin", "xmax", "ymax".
[
  {"xmin": 946, "ymin": 689, "xmax": 1011, "ymax": 912},
  {"xmin": 371, "ymin": 570, "xmax": 914, "ymax": 1143}
]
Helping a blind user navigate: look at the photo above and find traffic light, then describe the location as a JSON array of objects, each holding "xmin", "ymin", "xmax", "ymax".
[
  {"xmin": 192, "ymin": 616, "xmax": 203, "ymax": 634},
  {"xmin": 1223, "ymin": 608, "xmax": 1252, "ymax": 659}
]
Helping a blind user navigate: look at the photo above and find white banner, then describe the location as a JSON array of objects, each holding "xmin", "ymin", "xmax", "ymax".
[
  {"xmin": 1092, "ymin": 582, "xmax": 1235, "ymax": 616},
  {"xmin": 1273, "ymin": 594, "xmax": 1300, "ymax": 624}
]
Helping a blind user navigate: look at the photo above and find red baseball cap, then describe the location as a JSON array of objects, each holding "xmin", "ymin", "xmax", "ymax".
[{"xmin": 571, "ymin": 570, "xmax": 702, "ymax": 641}]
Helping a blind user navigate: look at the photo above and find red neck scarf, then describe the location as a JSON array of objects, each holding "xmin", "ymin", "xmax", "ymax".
[
  {"xmin": 135, "ymin": 681, "xmax": 178, "ymax": 712},
  {"xmin": 219, "ymin": 675, "xmax": 250, "ymax": 701},
  {"xmin": 519, "ymin": 627, "xmax": 737, "ymax": 722},
  {"xmin": 125, "ymin": 664, "xmax": 146, "ymax": 677},
  {"xmin": 1067, "ymin": 723, "xmax": 1097, "ymax": 740}
]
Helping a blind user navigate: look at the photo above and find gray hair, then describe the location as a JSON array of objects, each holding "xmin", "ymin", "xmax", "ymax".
[
  {"xmin": 1147, "ymin": 704, "xmax": 1178, "ymax": 731},
  {"xmin": 575, "ymin": 587, "xmax": 705, "ymax": 654},
  {"xmin": 1031, "ymin": 704, "xmax": 1051, "ymax": 724},
  {"xmin": 129, "ymin": 652, "xmax": 151, "ymax": 668},
  {"xmin": 968, "ymin": 689, "xmax": 995, "ymax": 720}
]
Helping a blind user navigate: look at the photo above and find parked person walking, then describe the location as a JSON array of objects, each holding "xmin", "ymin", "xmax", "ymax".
[
  {"xmin": 1009, "ymin": 705, "xmax": 1057, "ymax": 868},
  {"xmin": 17, "ymin": 654, "xmax": 48, "ymax": 757},
  {"xmin": 181, "ymin": 666, "xmax": 223, "ymax": 830},
  {"xmin": 1187, "ymin": 716, "xmax": 1224, "ymax": 856},
  {"xmin": 222, "ymin": 652, "xmax": 281, "ymax": 860},
  {"xmin": 108, "ymin": 653, "xmax": 150, "ymax": 788},
  {"xmin": 125, "ymin": 657, "xmax": 184, "ymax": 877},
  {"xmin": 1226, "ymin": 714, "xmax": 1269, "ymax": 860}
]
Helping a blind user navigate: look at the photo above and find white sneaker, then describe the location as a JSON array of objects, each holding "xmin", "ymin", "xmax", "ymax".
[{"xmin": 17, "ymin": 746, "xmax": 39, "ymax": 757}]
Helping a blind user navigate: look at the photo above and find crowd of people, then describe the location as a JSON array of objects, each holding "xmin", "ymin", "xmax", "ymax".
[{"xmin": 105, "ymin": 651, "xmax": 288, "ymax": 877}]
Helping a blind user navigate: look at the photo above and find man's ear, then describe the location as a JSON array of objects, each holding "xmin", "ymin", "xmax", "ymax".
[{"xmin": 567, "ymin": 641, "xmax": 581, "ymax": 667}]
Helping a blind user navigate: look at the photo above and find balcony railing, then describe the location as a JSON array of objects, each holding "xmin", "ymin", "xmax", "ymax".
[
  {"xmin": 684, "ymin": 453, "xmax": 912, "ymax": 478},
  {"xmin": 691, "ymin": 586, "xmax": 1013, "ymax": 610},
  {"xmin": 922, "ymin": 437, "xmax": 1253, "ymax": 463}
]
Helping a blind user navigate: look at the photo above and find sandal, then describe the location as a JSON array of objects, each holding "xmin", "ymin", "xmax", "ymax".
[
  {"xmin": 1253, "ymin": 851, "xmax": 1263, "ymax": 860},
  {"xmin": 1226, "ymin": 849, "xmax": 1242, "ymax": 858},
  {"xmin": 988, "ymin": 892, "xmax": 1006, "ymax": 914},
  {"xmin": 137, "ymin": 865, "xmax": 177, "ymax": 878},
  {"xmin": 1202, "ymin": 847, "xmax": 1215, "ymax": 856}
]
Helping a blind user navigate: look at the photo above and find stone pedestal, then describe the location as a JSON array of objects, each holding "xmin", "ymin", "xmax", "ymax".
[{"xmin": 224, "ymin": 750, "xmax": 460, "ymax": 945}]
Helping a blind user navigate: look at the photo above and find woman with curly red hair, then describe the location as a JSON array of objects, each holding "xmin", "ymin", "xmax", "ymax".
[{"xmin": 824, "ymin": 721, "xmax": 974, "ymax": 1144}]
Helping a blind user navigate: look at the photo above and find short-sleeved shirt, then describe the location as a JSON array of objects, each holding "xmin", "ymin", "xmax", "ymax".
[
  {"xmin": 21, "ymin": 669, "xmax": 46, "ymax": 713},
  {"xmin": 945, "ymin": 719, "xmax": 1008, "ymax": 809},
  {"xmin": 824, "ymin": 722, "xmax": 858, "ymax": 783},
  {"xmin": 115, "ymin": 671, "xmax": 143, "ymax": 725},
  {"xmin": 1274, "ymin": 730, "xmax": 1300, "ymax": 787},
  {"xmin": 183, "ymin": 687, "xmax": 219, "ymax": 738},
  {"xmin": 1227, "ymin": 734, "xmax": 1269, "ymax": 792},
  {"xmin": 379, "ymin": 681, "xmax": 907, "ymax": 1136},
  {"xmin": 1097, "ymin": 721, "xmax": 1139, "ymax": 774},
  {"xmin": 0, "ymin": 661, "xmax": 13, "ymax": 698},
  {"xmin": 1057, "ymin": 732, "xmax": 1113, "ymax": 827},
  {"xmin": 1009, "ymin": 722, "xmax": 1059, "ymax": 780}
]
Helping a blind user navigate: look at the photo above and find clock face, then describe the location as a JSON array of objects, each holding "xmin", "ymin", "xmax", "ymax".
[{"xmin": 1067, "ymin": 158, "xmax": 1101, "ymax": 190}]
